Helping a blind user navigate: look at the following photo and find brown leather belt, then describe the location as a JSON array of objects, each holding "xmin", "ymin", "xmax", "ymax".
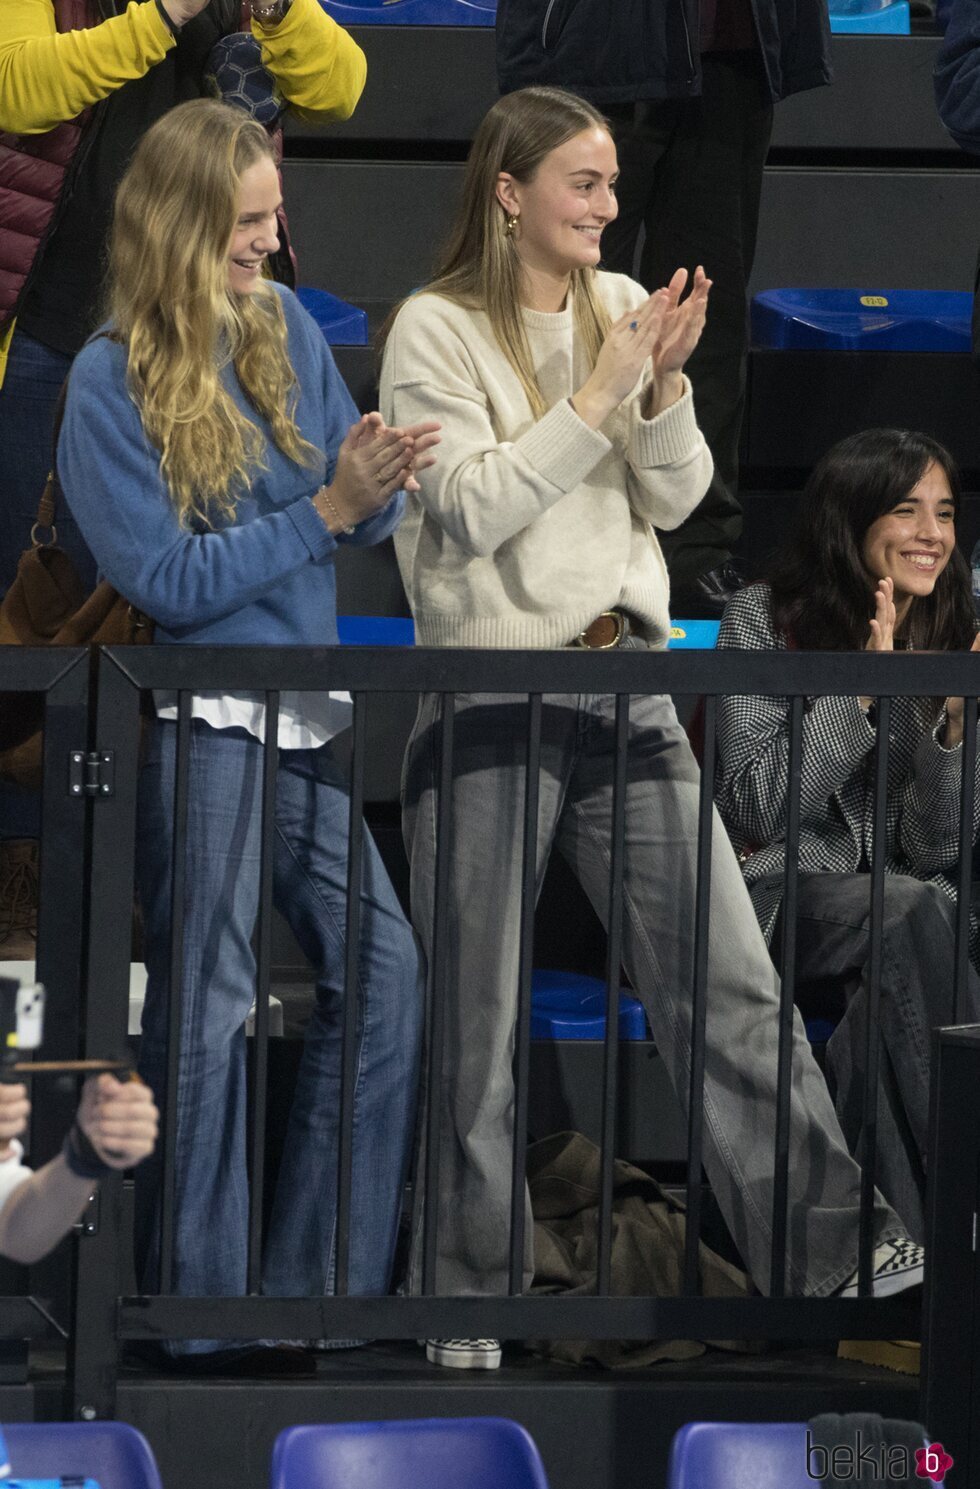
[{"xmin": 572, "ymin": 610, "xmax": 631, "ymax": 649}]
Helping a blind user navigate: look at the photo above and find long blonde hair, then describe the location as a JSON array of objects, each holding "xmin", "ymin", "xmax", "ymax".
[
  {"xmin": 107, "ymin": 99, "xmax": 318, "ymax": 529},
  {"xmin": 396, "ymin": 87, "xmax": 613, "ymax": 419}
]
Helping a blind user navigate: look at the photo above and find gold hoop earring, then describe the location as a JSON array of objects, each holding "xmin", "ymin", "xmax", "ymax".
[{"xmin": 504, "ymin": 214, "xmax": 519, "ymax": 236}]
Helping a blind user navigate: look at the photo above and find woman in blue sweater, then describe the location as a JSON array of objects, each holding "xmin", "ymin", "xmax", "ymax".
[{"xmin": 57, "ymin": 99, "xmax": 438, "ymax": 1368}]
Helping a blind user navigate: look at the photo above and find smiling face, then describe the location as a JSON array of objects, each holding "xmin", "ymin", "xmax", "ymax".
[
  {"xmin": 496, "ymin": 126, "xmax": 619, "ymax": 282},
  {"xmin": 227, "ymin": 155, "xmax": 281, "ymax": 295},
  {"xmin": 860, "ymin": 461, "xmax": 956, "ymax": 613}
]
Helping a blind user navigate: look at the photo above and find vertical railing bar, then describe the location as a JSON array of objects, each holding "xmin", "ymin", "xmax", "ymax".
[
  {"xmin": 596, "ymin": 693, "xmax": 630, "ymax": 1297},
  {"xmin": 769, "ymin": 692, "xmax": 804, "ymax": 1297},
  {"xmin": 246, "ymin": 691, "xmax": 278, "ymax": 1296},
  {"xmin": 159, "ymin": 689, "xmax": 192, "ymax": 1295},
  {"xmin": 421, "ymin": 693, "xmax": 456, "ymax": 1295},
  {"xmin": 953, "ymin": 697, "xmax": 977, "ymax": 1025},
  {"xmin": 508, "ymin": 693, "xmax": 542, "ymax": 1295},
  {"xmin": 683, "ymin": 693, "xmax": 716, "ymax": 1296},
  {"xmin": 858, "ymin": 691, "xmax": 890, "ymax": 1296},
  {"xmin": 335, "ymin": 692, "xmax": 366, "ymax": 1298}
]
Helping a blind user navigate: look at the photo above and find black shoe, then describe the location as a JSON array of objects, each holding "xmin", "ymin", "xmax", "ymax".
[
  {"xmin": 127, "ymin": 1343, "xmax": 316, "ymax": 1377},
  {"xmin": 672, "ymin": 560, "xmax": 745, "ymax": 620}
]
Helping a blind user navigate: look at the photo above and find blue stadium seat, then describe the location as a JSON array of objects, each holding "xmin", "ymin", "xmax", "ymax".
[
  {"xmin": 752, "ymin": 288, "xmax": 972, "ymax": 352},
  {"xmin": 336, "ymin": 615, "xmax": 415, "ymax": 645},
  {"xmin": 668, "ymin": 618, "xmax": 721, "ymax": 648},
  {"xmin": 829, "ymin": 0, "xmax": 909, "ymax": 31},
  {"xmin": 337, "ymin": 617, "xmax": 721, "ymax": 649},
  {"xmin": 531, "ymin": 969, "xmax": 648, "ymax": 1041},
  {"xmin": 318, "ymin": 0, "xmax": 494, "ymax": 27},
  {"xmin": 668, "ymin": 1422, "xmax": 811, "ymax": 1488},
  {"xmin": 270, "ymin": 1418, "xmax": 550, "ymax": 1489},
  {"xmin": 3, "ymin": 1422, "xmax": 163, "ymax": 1489},
  {"xmin": 296, "ymin": 286, "xmax": 369, "ymax": 346}
]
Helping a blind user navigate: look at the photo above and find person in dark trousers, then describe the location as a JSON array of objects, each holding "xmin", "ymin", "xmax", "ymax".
[
  {"xmin": 496, "ymin": 0, "xmax": 833, "ymax": 616},
  {"xmin": 935, "ymin": 0, "xmax": 980, "ymax": 357}
]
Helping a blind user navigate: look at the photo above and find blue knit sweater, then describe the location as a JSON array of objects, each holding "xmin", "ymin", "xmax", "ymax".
[{"xmin": 58, "ymin": 283, "xmax": 402, "ymax": 645}]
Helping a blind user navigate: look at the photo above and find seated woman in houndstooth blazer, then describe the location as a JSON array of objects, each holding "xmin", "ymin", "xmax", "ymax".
[{"xmin": 715, "ymin": 426, "xmax": 980, "ymax": 1241}]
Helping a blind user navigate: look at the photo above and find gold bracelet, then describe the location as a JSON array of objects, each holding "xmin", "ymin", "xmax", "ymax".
[{"xmin": 317, "ymin": 488, "xmax": 356, "ymax": 536}]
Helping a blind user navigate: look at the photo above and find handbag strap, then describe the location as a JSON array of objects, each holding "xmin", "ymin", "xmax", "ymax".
[{"xmin": 33, "ymin": 329, "xmax": 121, "ymax": 543}]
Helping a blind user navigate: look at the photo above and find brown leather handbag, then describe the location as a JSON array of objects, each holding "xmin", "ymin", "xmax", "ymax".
[{"xmin": 0, "ymin": 380, "xmax": 153, "ymax": 786}]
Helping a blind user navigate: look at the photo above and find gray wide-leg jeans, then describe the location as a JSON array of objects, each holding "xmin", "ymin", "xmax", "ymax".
[
  {"xmin": 402, "ymin": 688, "xmax": 902, "ymax": 1299},
  {"xmin": 763, "ymin": 871, "xmax": 980, "ymax": 1244}
]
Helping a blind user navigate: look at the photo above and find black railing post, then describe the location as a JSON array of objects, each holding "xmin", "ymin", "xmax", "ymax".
[
  {"xmin": 335, "ymin": 692, "xmax": 365, "ymax": 1298},
  {"xmin": 69, "ymin": 649, "xmax": 143, "ymax": 1421},
  {"xmin": 921, "ymin": 1025, "xmax": 980, "ymax": 1480},
  {"xmin": 953, "ymin": 698, "xmax": 977, "ymax": 1025},
  {"xmin": 770, "ymin": 693, "xmax": 804, "ymax": 1297},
  {"xmin": 596, "ymin": 693, "xmax": 629, "ymax": 1297},
  {"xmin": 857, "ymin": 694, "xmax": 890, "ymax": 1296},
  {"xmin": 683, "ymin": 694, "xmax": 716, "ymax": 1296},
  {"xmin": 22, "ymin": 652, "xmax": 90, "ymax": 1388},
  {"xmin": 509, "ymin": 693, "xmax": 542, "ymax": 1296}
]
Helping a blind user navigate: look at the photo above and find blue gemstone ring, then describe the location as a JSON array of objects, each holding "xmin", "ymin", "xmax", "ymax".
[{"xmin": 629, "ymin": 320, "xmax": 639, "ymax": 331}]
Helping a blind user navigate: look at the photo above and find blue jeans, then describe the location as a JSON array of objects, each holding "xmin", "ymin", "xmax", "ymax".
[
  {"xmin": 134, "ymin": 719, "xmax": 423, "ymax": 1353},
  {"xmin": 0, "ymin": 329, "xmax": 95, "ymax": 841}
]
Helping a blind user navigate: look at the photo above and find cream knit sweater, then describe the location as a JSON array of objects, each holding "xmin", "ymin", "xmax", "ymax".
[{"xmin": 380, "ymin": 271, "xmax": 713, "ymax": 650}]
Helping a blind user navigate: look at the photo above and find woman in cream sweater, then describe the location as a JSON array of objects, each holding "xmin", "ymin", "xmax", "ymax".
[{"xmin": 381, "ymin": 85, "xmax": 919, "ymax": 1371}]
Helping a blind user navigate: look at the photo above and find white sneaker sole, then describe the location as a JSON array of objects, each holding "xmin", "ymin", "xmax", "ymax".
[{"xmin": 425, "ymin": 1342, "xmax": 502, "ymax": 1370}]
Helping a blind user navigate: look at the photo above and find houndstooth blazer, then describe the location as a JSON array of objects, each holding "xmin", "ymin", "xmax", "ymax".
[{"xmin": 714, "ymin": 583, "xmax": 980, "ymax": 962}]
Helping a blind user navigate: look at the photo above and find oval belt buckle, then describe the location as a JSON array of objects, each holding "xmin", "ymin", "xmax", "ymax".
[{"xmin": 598, "ymin": 610, "xmax": 627, "ymax": 649}]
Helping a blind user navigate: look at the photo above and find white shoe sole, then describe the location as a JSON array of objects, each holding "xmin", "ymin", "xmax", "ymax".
[{"xmin": 425, "ymin": 1342, "xmax": 502, "ymax": 1370}]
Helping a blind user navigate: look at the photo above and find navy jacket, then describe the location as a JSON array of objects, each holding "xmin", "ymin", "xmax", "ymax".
[
  {"xmin": 935, "ymin": 0, "xmax": 980, "ymax": 151},
  {"xmin": 495, "ymin": 0, "xmax": 832, "ymax": 105}
]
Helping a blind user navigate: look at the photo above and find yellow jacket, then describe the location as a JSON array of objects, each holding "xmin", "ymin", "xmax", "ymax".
[
  {"xmin": 0, "ymin": 0, "xmax": 366, "ymax": 379},
  {"xmin": 0, "ymin": 0, "xmax": 367, "ymax": 135}
]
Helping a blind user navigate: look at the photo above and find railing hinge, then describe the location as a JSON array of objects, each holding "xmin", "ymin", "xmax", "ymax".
[
  {"xmin": 72, "ymin": 1189, "xmax": 100, "ymax": 1238},
  {"xmin": 68, "ymin": 750, "xmax": 115, "ymax": 799}
]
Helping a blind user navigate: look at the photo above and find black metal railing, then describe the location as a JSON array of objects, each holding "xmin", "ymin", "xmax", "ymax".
[
  {"xmin": 7, "ymin": 643, "xmax": 980, "ymax": 1426},
  {"xmin": 0, "ymin": 649, "xmax": 90, "ymax": 1347}
]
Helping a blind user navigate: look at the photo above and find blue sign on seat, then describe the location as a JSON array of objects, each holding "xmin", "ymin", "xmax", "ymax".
[
  {"xmin": 752, "ymin": 288, "xmax": 972, "ymax": 353},
  {"xmin": 318, "ymin": 0, "xmax": 494, "ymax": 25},
  {"xmin": 531, "ymin": 969, "xmax": 649, "ymax": 1041},
  {"xmin": 296, "ymin": 286, "xmax": 369, "ymax": 346}
]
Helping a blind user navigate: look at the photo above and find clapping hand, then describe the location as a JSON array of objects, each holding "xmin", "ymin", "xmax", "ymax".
[
  {"xmin": 943, "ymin": 630, "xmax": 980, "ymax": 747},
  {"xmin": 650, "ymin": 267, "xmax": 711, "ymax": 397},
  {"xmin": 314, "ymin": 413, "xmax": 441, "ymax": 532},
  {"xmin": 865, "ymin": 577, "xmax": 897, "ymax": 654}
]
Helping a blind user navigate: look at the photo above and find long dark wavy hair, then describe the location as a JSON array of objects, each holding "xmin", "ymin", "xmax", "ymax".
[{"xmin": 768, "ymin": 428, "xmax": 975, "ymax": 653}]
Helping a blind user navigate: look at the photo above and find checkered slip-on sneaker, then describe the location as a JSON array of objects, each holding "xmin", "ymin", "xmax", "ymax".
[
  {"xmin": 838, "ymin": 1238, "xmax": 924, "ymax": 1298},
  {"xmin": 425, "ymin": 1338, "xmax": 502, "ymax": 1370}
]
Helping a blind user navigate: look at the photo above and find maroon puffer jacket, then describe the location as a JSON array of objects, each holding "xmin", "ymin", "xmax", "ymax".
[{"xmin": 0, "ymin": 0, "xmax": 96, "ymax": 331}]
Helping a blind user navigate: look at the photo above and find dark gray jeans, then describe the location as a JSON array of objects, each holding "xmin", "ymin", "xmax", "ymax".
[
  {"xmin": 764, "ymin": 871, "xmax": 980, "ymax": 1243},
  {"xmin": 402, "ymin": 689, "xmax": 902, "ymax": 1299}
]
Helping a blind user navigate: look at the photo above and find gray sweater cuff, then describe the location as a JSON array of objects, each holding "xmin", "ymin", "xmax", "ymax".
[
  {"xmin": 519, "ymin": 396, "xmax": 611, "ymax": 491},
  {"xmin": 629, "ymin": 377, "xmax": 701, "ymax": 467}
]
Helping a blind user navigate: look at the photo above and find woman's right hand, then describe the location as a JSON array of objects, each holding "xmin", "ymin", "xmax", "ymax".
[
  {"xmin": 313, "ymin": 413, "xmax": 440, "ymax": 533},
  {"xmin": 859, "ymin": 576, "xmax": 896, "ymax": 712},
  {"xmin": 570, "ymin": 291, "xmax": 670, "ymax": 430}
]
